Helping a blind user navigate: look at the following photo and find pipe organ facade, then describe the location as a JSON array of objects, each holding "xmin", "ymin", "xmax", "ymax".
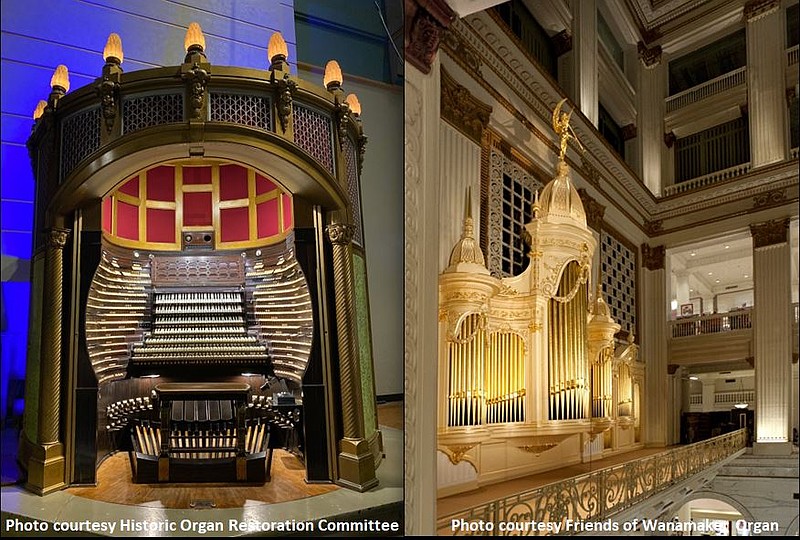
[
  {"xmin": 438, "ymin": 158, "xmax": 645, "ymax": 493},
  {"xmin": 20, "ymin": 26, "xmax": 382, "ymax": 495}
]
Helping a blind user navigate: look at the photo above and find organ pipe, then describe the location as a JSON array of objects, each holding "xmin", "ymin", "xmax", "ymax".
[{"xmin": 548, "ymin": 262, "xmax": 589, "ymax": 420}]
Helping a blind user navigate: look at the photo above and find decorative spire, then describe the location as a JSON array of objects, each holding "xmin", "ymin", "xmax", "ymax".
[{"xmin": 444, "ymin": 187, "xmax": 488, "ymax": 274}]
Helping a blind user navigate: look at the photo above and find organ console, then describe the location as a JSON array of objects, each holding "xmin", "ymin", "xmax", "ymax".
[{"xmin": 22, "ymin": 23, "xmax": 383, "ymax": 495}]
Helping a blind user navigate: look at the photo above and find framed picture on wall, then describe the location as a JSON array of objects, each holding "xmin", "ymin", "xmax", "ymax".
[{"xmin": 680, "ymin": 303, "xmax": 694, "ymax": 317}]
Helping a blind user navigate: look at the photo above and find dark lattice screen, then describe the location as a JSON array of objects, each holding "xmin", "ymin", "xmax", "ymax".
[
  {"xmin": 600, "ymin": 230, "xmax": 636, "ymax": 335},
  {"xmin": 61, "ymin": 107, "xmax": 101, "ymax": 181},
  {"xmin": 122, "ymin": 93, "xmax": 184, "ymax": 135},
  {"xmin": 292, "ymin": 104, "xmax": 335, "ymax": 175},
  {"xmin": 209, "ymin": 92, "xmax": 271, "ymax": 131},
  {"xmin": 501, "ymin": 173, "xmax": 534, "ymax": 277}
]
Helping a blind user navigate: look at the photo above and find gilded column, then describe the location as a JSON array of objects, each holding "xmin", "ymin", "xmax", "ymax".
[
  {"xmin": 326, "ymin": 222, "xmax": 378, "ymax": 490},
  {"xmin": 27, "ymin": 227, "xmax": 70, "ymax": 494},
  {"xmin": 745, "ymin": 0, "xmax": 787, "ymax": 167},
  {"xmin": 641, "ymin": 243, "xmax": 667, "ymax": 447},
  {"xmin": 750, "ymin": 218, "xmax": 792, "ymax": 455}
]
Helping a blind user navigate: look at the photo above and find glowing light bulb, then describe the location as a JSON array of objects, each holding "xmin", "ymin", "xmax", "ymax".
[
  {"xmin": 184, "ymin": 22, "xmax": 205, "ymax": 52},
  {"xmin": 345, "ymin": 93, "xmax": 361, "ymax": 115},
  {"xmin": 323, "ymin": 60, "xmax": 342, "ymax": 90},
  {"xmin": 50, "ymin": 65, "xmax": 70, "ymax": 92},
  {"xmin": 103, "ymin": 33, "xmax": 123, "ymax": 64},
  {"xmin": 33, "ymin": 100, "xmax": 47, "ymax": 120}
]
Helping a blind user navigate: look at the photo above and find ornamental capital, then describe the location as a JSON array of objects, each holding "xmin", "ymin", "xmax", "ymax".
[
  {"xmin": 326, "ymin": 223, "xmax": 355, "ymax": 245},
  {"xmin": 47, "ymin": 228, "xmax": 70, "ymax": 250}
]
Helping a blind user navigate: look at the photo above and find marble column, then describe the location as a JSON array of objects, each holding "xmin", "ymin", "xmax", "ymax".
[
  {"xmin": 636, "ymin": 44, "xmax": 666, "ymax": 196},
  {"xmin": 750, "ymin": 218, "xmax": 792, "ymax": 455},
  {"xmin": 571, "ymin": 0, "xmax": 598, "ymax": 126},
  {"xmin": 745, "ymin": 0, "xmax": 787, "ymax": 167},
  {"xmin": 674, "ymin": 269, "xmax": 690, "ymax": 307},
  {"xmin": 405, "ymin": 49, "xmax": 445, "ymax": 539},
  {"xmin": 667, "ymin": 365, "xmax": 682, "ymax": 445},
  {"xmin": 641, "ymin": 243, "xmax": 667, "ymax": 447}
]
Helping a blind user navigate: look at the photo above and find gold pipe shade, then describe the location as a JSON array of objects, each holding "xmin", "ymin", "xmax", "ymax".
[
  {"xmin": 548, "ymin": 261, "xmax": 589, "ymax": 420},
  {"xmin": 591, "ymin": 348, "xmax": 614, "ymax": 417}
]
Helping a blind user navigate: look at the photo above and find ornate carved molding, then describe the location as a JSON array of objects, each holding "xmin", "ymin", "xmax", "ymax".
[
  {"xmin": 743, "ymin": 0, "xmax": 780, "ymax": 22},
  {"xmin": 581, "ymin": 154, "xmax": 602, "ymax": 186},
  {"xmin": 326, "ymin": 223, "xmax": 355, "ymax": 245},
  {"xmin": 275, "ymin": 73, "xmax": 297, "ymax": 133},
  {"xmin": 405, "ymin": 0, "xmax": 457, "ymax": 75},
  {"xmin": 641, "ymin": 243, "xmax": 665, "ymax": 271},
  {"xmin": 445, "ymin": 444, "xmax": 476, "ymax": 464},
  {"xmin": 644, "ymin": 219, "xmax": 663, "ymax": 235},
  {"xmin": 621, "ymin": 123, "xmax": 637, "ymax": 141},
  {"xmin": 637, "ymin": 42, "xmax": 662, "ymax": 68},
  {"xmin": 752, "ymin": 188, "xmax": 786, "ymax": 209},
  {"xmin": 552, "ymin": 29, "xmax": 572, "ymax": 56},
  {"xmin": 441, "ymin": 67, "xmax": 492, "ymax": 145},
  {"xmin": 577, "ymin": 188, "xmax": 605, "ymax": 231},
  {"xmin": 182, "ymin": 64, "xmax": 210, "ymax": 120},
  {"xmin": 357, "ymin": 133, "xmax": 368, "ymax": 177},
  {"xmin": 750, "ymin": 218, "xmax": 789, "ymax": 248},
  {"xmin": 441, "ymin": 31, "xmax": 482, "ymax": 74},
  {"xmin": 47, "ymin": 228, "xmax": 70, "ymax": 250},
  {"xmin": 334, "ymin": 102, "xmax": 351, "ymax": 151},
  {"xmin": 97, "ymin": 78, "xmax": 118, "ymax": 133}
]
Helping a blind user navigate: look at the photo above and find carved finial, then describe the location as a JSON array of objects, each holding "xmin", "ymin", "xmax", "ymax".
[
  {"xmin": 445, "ymin": 186, "xmax": 487, "ymax": 274},
  {"xmin": 532, "ymin": 189, "xmax": 540, "ymax": 219}
]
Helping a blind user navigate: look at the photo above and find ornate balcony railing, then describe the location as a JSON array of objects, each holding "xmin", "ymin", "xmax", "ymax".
[
  {"xmin": 437, "ymin": 429, "xmax": 747, "ymax": 536},
  {"xmin": 665, "ymin": 67, "xmax": 746, "ymax": 113},
  {"xmin": 689, "ymin": 394, "xmax": 702, "ymax": 405},
  {"xmin": 664, "ymin": 162, "xmax": 751, "ymax": 196},
  {"xmin": 670, "ymin": 308, "xmax": 752, "ymax": 338},
  {"xmin": 788, "ymin": 45, "xmax": 799, "ymax": 66}
]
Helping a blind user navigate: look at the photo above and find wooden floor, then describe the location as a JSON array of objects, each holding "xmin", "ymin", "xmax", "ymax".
[
  {"xmin": 67, "ymin": 401, "xmax": 403, "ymax": 509},
  {"xmin": 69, "ymin": 450, "xmax": 337, "ymax": 509}
]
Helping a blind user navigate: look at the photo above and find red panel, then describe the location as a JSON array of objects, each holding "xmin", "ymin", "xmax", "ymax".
[
  {"xmin": 220, "ymin": 164, "xmax": 248, "ymax": 200},
  {"xmin": 117, "ymin": 177, "xmax": 139, "ymax": 197},
  {"xmin": 146, "ymin": 208, "xmax": 176, "ymax": 243},
  {"xmin": 146, "ymin": 166, "xmax": 175, "ymax": 201},
  {"xmin": 116, "ymin": 201, "xmax": 138, "ymax": 240},
  {"xmin": 183, "ymin": 166, "xmax": 212, "ymax": 185},
  {"xmin": 220, "ymin": 207, "xmax": 249, "ymax": 242},
  {"xmin": 183, "ymin": 192, "xmax": 213, "ymax": 226},
  {"xmin": 255, "ymin": 173, "xmax": 277, "ymax": 195},
  {"xmin": 257, "ymin": 199, "xmax": 279, "ymax": 238},
  {"xmin": 102, "ymin": 197, "xmax": 112, "ymax": 233},
  {"xmin": 282, "ymin": 194, "xmax": 293, "ymax": 230}
]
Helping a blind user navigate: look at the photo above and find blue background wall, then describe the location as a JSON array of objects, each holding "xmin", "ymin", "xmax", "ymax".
[{"xmin": 0, "ymin": 0, "xmax": 297, "ymax": 423}]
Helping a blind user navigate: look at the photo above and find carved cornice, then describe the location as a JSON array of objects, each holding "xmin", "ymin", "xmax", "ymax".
[
  {"xmin": 750, "ymin": 218, "xmax": 789, "ymax": 248},
  {"xmin": 405, "ymin": 0, "xmax": 457, "ymax": 75},
  {"xmin": 326, "ymin": 223, "xmax": 355, "ymax": 245},
  {"xmin": 637, "ymin": 42, "xmax": 662, "ymax": 68},
  {"xmin": 743, "ymin": 0, "xmax": 780, "ymax": 22},
  {"xmin": 441, "ymin": 31, "xmax": 482, "ymax": 74},
  {"xmin": 752, "ymin": 188, "xmax": 786, "ymax": 209},
  {"xmin": 641, "ymin": 243, "xmax": 665, "ymax": 270},
  {"xmin": 552, "ymin": 30, "xmax": 572, "ymax": 56},
  {"xmin": 441, "ymin": 67, "xmax": 492, "ymax": 145},
  {"xmin": 577, "ymin": 188, "xmax": 605, "ymax": 232}
]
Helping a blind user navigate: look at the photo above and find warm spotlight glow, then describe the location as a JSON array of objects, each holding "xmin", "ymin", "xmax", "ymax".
[
  {"xmin": 323, "ymin": 60, "xmax": 342, "ymax": 89},
  {"xmin": 689, "ymin": 375, "xmax": 699, "ymax": 381},
  {"xmin": 50, "ymin": 65, "xmax": 70, "ymax": 92},
  {"xmin": 33, "ymin": 100, "xmax": 47, "ymax": 120},
  {"xmin": 345, "ymin": 93, "xmax": 361, "ymax": 115},
  {"xmin": 103, "ymin": 33, "xmax": 124, "ymax": 63},
  {"xmin": 268, "ymin": 32, "xmax": 288, "ymax": 62},
  {"xmin": 184, "ymin": 22, "xmax": 205, "ymax": 51}
]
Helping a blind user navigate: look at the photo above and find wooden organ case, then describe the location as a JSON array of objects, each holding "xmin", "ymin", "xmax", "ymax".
[{"xmin": 21, "ymin": 28, "xmax": 382, "ymax": 495}]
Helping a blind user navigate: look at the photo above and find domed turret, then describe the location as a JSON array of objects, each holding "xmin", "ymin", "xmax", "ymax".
[
  {"xmin": 538, "ymin": 160, "xmax": 586, "ymax": 227},
  {"xmin": 445, "ymin": 187, "xmax": 489, "ymax": 275}
]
